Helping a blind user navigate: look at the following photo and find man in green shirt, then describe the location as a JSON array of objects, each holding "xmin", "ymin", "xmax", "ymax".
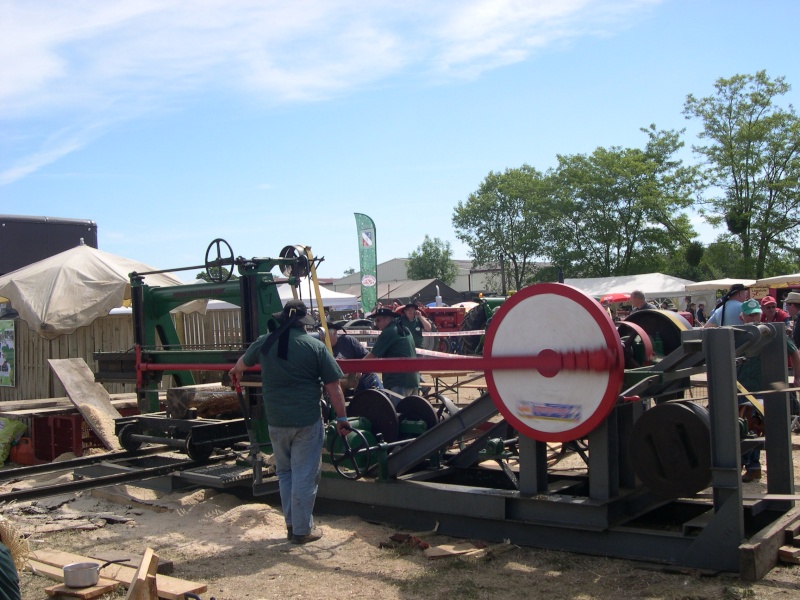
[
  {"xmin": 365, "ymin": 307, "xmax": 420, "ymax": 402},
  {"xmin": 399, "ymin": 303, "xmax": 434, "ymax": 349},
  {"xmin": 230, "ymin": 299, "xmax": 348, "ymax": 544}
]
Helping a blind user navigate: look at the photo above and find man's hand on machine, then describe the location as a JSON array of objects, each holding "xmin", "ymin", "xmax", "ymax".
[
  {"xmin": 229, "ymin": 358, "xmax": 246, "ymax": 385},
  {"xmin": 335, "ymin": 417, "xmax": 351, "ymax": 436}
]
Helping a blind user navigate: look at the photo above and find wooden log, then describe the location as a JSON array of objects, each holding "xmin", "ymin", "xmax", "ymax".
[{"xmin": 165, "ymin": 383, "xmax": 240, "ymax": 419}]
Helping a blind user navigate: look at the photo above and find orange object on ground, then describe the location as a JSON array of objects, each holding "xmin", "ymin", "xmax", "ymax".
[{"xmin": 10, "ymin": 437, "xmax": 38, "ymax": 465}]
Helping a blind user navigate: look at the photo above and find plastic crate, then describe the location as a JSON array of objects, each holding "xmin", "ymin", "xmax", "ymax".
[{"xmin": 32, "ymin": 407, "xmax": 139, "ymax": 461}]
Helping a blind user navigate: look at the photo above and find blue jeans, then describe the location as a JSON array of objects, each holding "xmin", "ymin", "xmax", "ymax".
[
  {"xmin": 268, "ymin": 420, "xmax": 324, "ymax": 536},
  {"xmin": 356, "ymin": 372, "xmax": 383, "ymax": 392}
]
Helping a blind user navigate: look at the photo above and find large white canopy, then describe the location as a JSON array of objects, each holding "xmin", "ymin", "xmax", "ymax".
[
  {"xmin": 684, "ymin": 278, "xmax": 756, "ymax": 292},
  {"xmin": 564, "ymin": 272, "xmax": 696, "ymax": 298},
  {"xmin": 0, "ymin": 245, "xmax": 182, "ymax": 339},
  {"xmin": 753, "ymin": 273, "xmax": 800, "ymax": 288},
  {"xmin": 276, "ymin": 282, "xmax": 358, "ymax": 309}
]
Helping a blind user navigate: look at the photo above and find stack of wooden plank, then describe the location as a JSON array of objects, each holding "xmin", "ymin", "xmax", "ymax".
[
  {"xmin": 779, "ymin": 520, "xmax": 800, "ymax": 565},
  {"xmin": 27, "ymin": 548, "xmax": 206, "ymax": 599}
]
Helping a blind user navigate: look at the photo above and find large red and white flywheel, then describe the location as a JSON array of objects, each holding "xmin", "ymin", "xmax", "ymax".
[{"xmin": 483, "ymin": 283, "xmax": 624, "ymax": 443}]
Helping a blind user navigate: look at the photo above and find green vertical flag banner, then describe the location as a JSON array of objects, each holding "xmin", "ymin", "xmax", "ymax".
[{"xmin": 354, "ymin": 213, "xmax": 378, "ymax": 314}]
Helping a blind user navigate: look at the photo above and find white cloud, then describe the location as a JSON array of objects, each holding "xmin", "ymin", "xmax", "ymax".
[{"xmin": 0, "ymin": 0, "xmax": 661, "ymax": 183}]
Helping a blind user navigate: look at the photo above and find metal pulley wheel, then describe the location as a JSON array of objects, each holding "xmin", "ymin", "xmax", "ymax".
[
  {"xmin": 395, "ymin": 395, "xmax": 438, "ymax": 432},
  {"xmin": 278, "ymin": 245, "xmax": 310, "ymax": 279},
  {"xmin": 628, "ymin": 401, "xmax": 711, "ymax": 498},
  {"xmin": 616, "ymin": 320, "xmax": 655, "ymax": 368},
  {"xmin": 347, "ymin": 389, "xmax": 400, "ymax": 442},
  {"xmin": 623, "ymin": 309, "xmax": 692, "ymax": 358},
  {"xmin": 483, "ymin": 283, "xmax": 624, "ymax": 443}
]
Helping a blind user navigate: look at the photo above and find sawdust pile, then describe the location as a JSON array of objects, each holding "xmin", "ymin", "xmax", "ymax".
[{"xmin": 4, "ymin": 461, "xmax": 799, "ymax": 600}]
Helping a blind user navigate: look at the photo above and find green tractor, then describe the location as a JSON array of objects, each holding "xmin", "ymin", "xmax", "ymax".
[{"xmin": 457, "ymin": 296, "xmax": 506, "ymax": 355}]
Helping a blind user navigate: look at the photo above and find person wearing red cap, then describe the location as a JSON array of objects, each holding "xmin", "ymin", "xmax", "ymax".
[{"xmin": 759, "ymin": 296, "xmax": 790, "ymax": 325}]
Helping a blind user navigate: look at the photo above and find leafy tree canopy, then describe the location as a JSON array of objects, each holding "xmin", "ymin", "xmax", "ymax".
[
  {"xmin": 452, "ymin": 165, "xmax": 551, "ymax": 290},
  {"xmin": 684, "ymin": 70, "xmax": 800, "ymax": 278},
  {"xmin": 548, "ymin": 126, "xmax": 698, "ymax": 277},
  {"xmin": 196, "ymin": 267, "xmax": 237, "ymax": 282},
  {"xmin": 406, "ymin": 235, "xmax": 459, "ymax": 285}
]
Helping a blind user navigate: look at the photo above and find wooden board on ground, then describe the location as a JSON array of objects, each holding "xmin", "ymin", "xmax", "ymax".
[
  {"xmin": 125, "ymin": 548, "xmax": 159, "ymax": 600},
  {"xmin": 739, "ymin": 505, "xmax": 800, "ymax": 580},
  {"xmin": 31, "ymin": 549, "xmax": 206, "ymax": 600},
  {"xmin": 778, "ymin": 545, "xmax": 800, "ymax": 564},
  {"xmin": 90, "ymin": 551, "xmax": 174, "ymax": 575},
  {"xmin": 423, "ymin": 542, "xmax": 484, "ymax": 559},
  {"xmin": 48, "ymin": 358, "xmax": 123, "ymax": 451},
  {"xmin": 28, "ymin": 560, "xmax": 120, "ymax": 598},
  {"xmin": 46, "ymin": 580, "xmax": 120, "ymax": 599}
]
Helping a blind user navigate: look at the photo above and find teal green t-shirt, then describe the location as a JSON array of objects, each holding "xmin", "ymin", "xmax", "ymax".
[
  {"xmin": 242, "ymin": 327, "xmax": 344, "ymax": 427},
  {"xmin": 737, "ymin": 338, "xmax": 797, "ymax": 392},
  {"xmin": 399, "ymin": 315, "xmax": 424, "ymax": 348},
  {"xmin": 371, "ymin": 322, "xmax": 420, "ymax": 389}
]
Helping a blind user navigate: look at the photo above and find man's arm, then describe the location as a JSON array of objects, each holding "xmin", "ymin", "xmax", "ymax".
[
  {"xmin": 229, "ymin": 356, "xmax": 248, "ymax": 380},
  {"xmin": 417, "ymin": 313, "xmax": 433, "ymax": 332},
  {"xmin": 324, "ymin": 380, "xmax": 350, "ymax": 436}
]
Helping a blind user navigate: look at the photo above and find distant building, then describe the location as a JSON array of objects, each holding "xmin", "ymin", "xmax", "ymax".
[
  {"xmin": 330, "ymin": 258, "xmax": 506, "ymax": 299},
  {"xmin": 0, "ymin": 214, "xmax": 98, "ymax": 276}
]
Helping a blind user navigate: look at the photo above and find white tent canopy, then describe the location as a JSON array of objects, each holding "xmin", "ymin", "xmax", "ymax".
[
  {"xmin": 684, "ymin": 278, "xmax": 756, "ymax": 292},
  {"xmin": 753, "ymin": 274, "xmax": 800, "ymax": 288},
  {"xmin": 276, "ymin": 282, "xmax": 358, "ymax": 309},
  {"xmin": 0, "ymin": 245, "xmax": 183, "ymax": 339},
  {"xmin": 564, "ymin": 273, "xmax": 696, "ymax": 298}
]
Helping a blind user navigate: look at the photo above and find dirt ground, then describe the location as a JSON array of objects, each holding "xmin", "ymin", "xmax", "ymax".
[
  {"xmin": 1, "ymin": 441, "xmax": 798, "ymax": 600},
  {"xmin": 2, "ymin": 379, "xmax": 800, "ymax": 600}
]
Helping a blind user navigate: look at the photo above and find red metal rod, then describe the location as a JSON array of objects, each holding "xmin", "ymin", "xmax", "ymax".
[{"xmin": 136, "ymin": 347, "xmax": 618, "ymax": 376}]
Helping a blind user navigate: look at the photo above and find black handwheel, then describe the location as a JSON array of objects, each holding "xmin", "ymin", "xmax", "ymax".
[
  {"xmin": 432, "ymin": 393, "xmax": 460, "ymax": 422},
  {"xmin": 185, "ymin": 433, "xmax": 213, "ymax": 462},
  {"xmin": 329, "ymin": 427, "xmax": 372, "ymax": 480},
  {"xmin": 118, "ymin": 424, "xmax": 142, "ymax": 452},
  {"xmin": 204, "ymin": 238, "xmax": 235, "ymax": 283}
]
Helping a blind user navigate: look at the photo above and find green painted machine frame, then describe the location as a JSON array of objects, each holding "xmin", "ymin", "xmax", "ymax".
[{"xmin": 128, "ymin": 252, "xmax": 308, "ymax": 445}]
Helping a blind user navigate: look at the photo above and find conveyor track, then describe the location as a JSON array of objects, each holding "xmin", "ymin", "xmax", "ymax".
[{"xmin": 0, "ymin": 449, "xmax": 233, "ymax": 503}]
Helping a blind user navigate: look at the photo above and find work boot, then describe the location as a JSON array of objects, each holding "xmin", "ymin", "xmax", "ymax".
[
  {"xmin": 286, "ymin": 526, "xmax": 293, "ymax": 541},
  {"xmin": 742, "ymin": 469, "xmax": 762, "ymax": 483},
  {"xmin": 292, "ymin": 527, "xmax": 323, "ymax": 545}
]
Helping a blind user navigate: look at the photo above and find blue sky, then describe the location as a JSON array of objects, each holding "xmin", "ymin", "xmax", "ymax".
[{"xmin": 2, "ymin": 0, "xmax": 799, "ymax": 281}]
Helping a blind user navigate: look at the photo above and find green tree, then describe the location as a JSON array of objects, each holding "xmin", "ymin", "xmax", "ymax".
[
  {"xmin": 549, "ymin": 126, "xmax": 698, "ymax": 277},
  {"xmin": 406, "ymin": 235, "xmax": 459, "ymax": 285},
  {"xmin": 343, "ymin": 267, "xmax": 355, "ymax": 276},
  {"xmin": 452, "ymin": 165, "xmax": 551, "ymax": 291},
  {"xmin": 196, "ymin": 267, "xmax": 237, "ymax": 282},
  {"xmin": 683, "ymin": 71, "xmax": 800, "ymax": 278}
]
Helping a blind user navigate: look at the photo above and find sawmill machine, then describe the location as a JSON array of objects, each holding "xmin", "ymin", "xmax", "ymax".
[
  {"xmin": 97, "ymin": 241, "xmax": 798, "ymax": 577},
  {"xmin": 100, "ymin": 240, "xmax": 319, "ymax": 465}
]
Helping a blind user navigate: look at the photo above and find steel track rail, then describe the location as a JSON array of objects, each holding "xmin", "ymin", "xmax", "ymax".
[
  {"xmin": 0, "ymin": 445, "xmax": 171, "ymax": 483},
  {"xmin": 0, "ymin": 452, "xmax": 233, "ymax": 503}
]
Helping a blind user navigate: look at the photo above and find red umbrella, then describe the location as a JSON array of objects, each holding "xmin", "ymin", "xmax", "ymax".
[{"xmin": 599, "ymin": 292, "xmax": 631, "ymax": 304}]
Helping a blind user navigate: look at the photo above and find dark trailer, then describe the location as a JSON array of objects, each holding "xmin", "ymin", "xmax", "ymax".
[{"xmin": 0, "ymin": 214, "xmax": 98, "ymax": 276}]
